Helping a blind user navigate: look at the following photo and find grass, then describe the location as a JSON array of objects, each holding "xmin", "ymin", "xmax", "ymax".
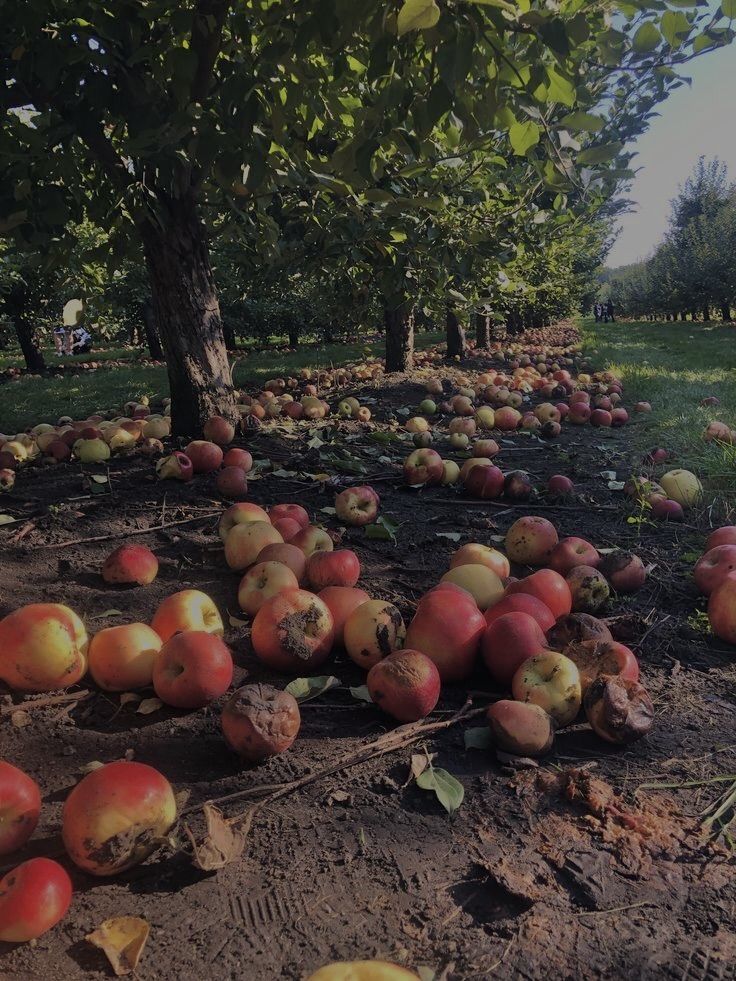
[
  {"xmin": 582, "ymin": 318, "xmax": 736, "ymax": 502},
  {"xmin": 0, "ymin": 331, "xmax": 444, "ymax": 433}
]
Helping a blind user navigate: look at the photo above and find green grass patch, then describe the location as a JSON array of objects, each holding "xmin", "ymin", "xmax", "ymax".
[
  {"xmin": 582, "ymin": 317, "xmax": 736, "ymax": 502},
  {"xmin": 0, "ymin": 331, "xmax": 444, "ymax": 432}
]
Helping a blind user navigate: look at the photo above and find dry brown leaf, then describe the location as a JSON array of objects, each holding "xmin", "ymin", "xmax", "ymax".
[
  {"xmin": 404, "ymin": 751, "xmax": 435, "ymax": 787},
  {"xmin": 78, "ymin": 760, "xmax": 105, "ymax": 775},
  {"xmin": 136, "ymin": 697, "xmax": 163, "ymax": 716},
  {"xmin": 185, "ymin": 803, "xmax": 246, "ymax": 872},
  {"xmin": 11, "ymin": 710, "xmax": 30, "ymax": 727},
  {"xmin": 119, "ymin": 692, "xmax": 141, "ymax": 707},
  {"xmin": 86, "ymin": 916, "xmax": 150, "ymax": 976}
]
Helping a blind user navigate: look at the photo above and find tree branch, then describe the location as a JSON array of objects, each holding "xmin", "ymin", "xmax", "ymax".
[{"xmin": 190, "ymin": 0, "xmax": 231, "ymax": 103}]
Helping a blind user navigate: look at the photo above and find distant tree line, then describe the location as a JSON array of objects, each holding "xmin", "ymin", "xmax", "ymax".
[{"xmin": 603, "ymin": 158, "xmax": 736, "ymax": 323}]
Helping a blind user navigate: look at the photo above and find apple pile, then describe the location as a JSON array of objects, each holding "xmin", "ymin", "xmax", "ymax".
[
  {"xmin": 690, "ymin": 524, "xmax": 736, "ymax": 644},
  {"xmin": 624, "ymin": 467, "xmax": 703, "ymax": 521}
]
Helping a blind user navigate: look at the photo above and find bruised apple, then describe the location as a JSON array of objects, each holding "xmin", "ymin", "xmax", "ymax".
[
  {"xmin": 563, "ymin": 640, "xmax": 639, "ymax": 694},
  {"xmin": 548, "ymin": 538, "xmax": 600, "ymax": 576},
  {"xmin": 153, "ymin": 631, "xmax": 234, "ymax": 708},
  {"xmin": 546, "ymin": 613, "xmax": 613, "ymax": 650},
  {"xmin": 486, "ymin": 701, "xmax": 554, "ymax": 757},
  {"xmin": 344, "ymin": 600, "xmax": 406, "ymax": 669},
  {"xmin": 221, "ymin": 684, "xmax": 300, "ymax": 762},
  {"xmin": 101, "ymin": 543, "xmax": 158, "ymax": 586},
  {"xmin": 599, "ymin": 550, "xmax": 646, "ymax": 593},
  {"xmin": 88, "ymin": 623, "xmax": 162, "ymax": 691},
  {"xmin": 318, "ymin": 587, "xmax": 371, "ymax": 646},
  {"xmin": 334, "ymin": 485, "xmax": 380, "ymax": 525},
  {"xmin": 481, "ymin": 612, "xmax": 547, "ymax": 687},
  {"xmin": 584, "ymin": 675, "xmax": 654, "ymax": 744},
  {"xmin": 511, "ymin": 651, "xmax": 581, "ymax": 726},
  {"xmin": 367, "ymin": 649, "xmax": 441, "ymax": 722},
  {"xmin": 251, "ymin": 589, "xmax": 334, "ymax": 672},
  {"xmin": 0, "ymin": 603, "xmax": 88, "ymax": 693},
  {"xmin": 403, "ymin": 449, "xmax": 444, "ymax": 486},
  {"xmin": 565, "ymin": 565, "xmax": 610, "ymax": 613},
  {"xmin": 0, "ymin": 761, "xmax": 41, "ymax": 856},
  {"xmin": 405, "ymin": 590, "xmax": 485, "ymax": 682},
  {"xmin": 506, "ymin": 569, "xmax": 572, "ymax": 619},
  {"xmin": 505, "ymin": 516, "xmax": 559, "ymax": 566},
  {"xmin": 0, "ymin": 858, "xmax": 72, "ymax": 942},
  {"xmin": 151, "ymin": 589, "xmax": 224, "ymax": 642},
  {"xmin": 62, "ymin": 761, "xmax": 177, "ymax": 875}
]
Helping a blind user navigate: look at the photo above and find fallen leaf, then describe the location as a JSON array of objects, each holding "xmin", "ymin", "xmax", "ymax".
[
  {"xmin": 0, "ymin": 514, "xmax": 16, "ymax": 526},
  {"xmin": 11, "ymin": 709, "xmax": 30, "ymax": 727},
  {"xmin": 86, "ymin": 916, "xmax": 150, "ymax": 976},
  {"xmin": 185, "ymin": 803, "xmax": 245, "ymax": 871},
  {"xmin": 607, "ymin": 480, "xmax": 625, "ymax": 491},
  {"xmin": 349, "ymin": 685, "xmax": 373, "ymax": 703},
  {"xmin": 89, "ymin": 609, "xmax": 124, "ymax": 620},
  {"xmin": 599, "ymin": 470, "xmax": 617, "ymax": 480},
  {"xmin": 272, "ymin": 469, "xmax": 298, "ymax": 478},
  {"xmin": 228, "ymin": 613, "xmax": 249, "ymax": 627},
  {"xmin": 436, "ymin": 532, "xmax": 461, "ymax": 542},
  {"xmin": 119, "ymin": 693, "xmax": 141, "ymax": 707},
  {"xmin": 89, "ymin": 474, "xmax": 109, "ymax": 484},
  {"xmin": 409, "ymin": 752, "xmax": 432, "ymax": 782},
  {"xmin": 416, "ymin": 766, "xmax": 464, "ymax": 815},
  {"xmin": 285, "ymin": 675, "xmax": 341, "ymax": 702},
  {"xmin": 136, "ymin": 697, "xmax": 163, "ymax": 716},
  {"xmin": 78, "ymin": 760, "xmax": 105, "ymax": 775},
  {"xmin": 320, "ymin": 506, "xmax": 337, "ymax": 515}
]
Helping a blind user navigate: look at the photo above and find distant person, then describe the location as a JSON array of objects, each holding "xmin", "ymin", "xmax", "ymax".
[
  {"xmin": 71, "ymin": 325, "xmax": 92, "ymax": 354},
  {"xmin": 593, "ymin": 302, "xmax": 602, "ymax": 322},
  {"xmin": 606, "ymin": 299, "xmax": 615, "ymax": 323},
  {"xmin": 53, "ymin": 326, "xmax": 73, "ymax": 356}
]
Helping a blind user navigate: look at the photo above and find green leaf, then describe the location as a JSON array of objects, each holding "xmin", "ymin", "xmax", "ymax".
[
  {"xmin": 632, "ymin": 23, "xmax": 662, "ymax": 53},
  {"xmin": 416, "ymin": 766, "xmax": 465, "ymax": 814},
  {"xmin": 285, "ymin": 675, "xmax": 341, "ymax": 702},
  {"xmin": 365, "ymin": 515, "xmax": 399, "ymax": 541},
  {"xmin": 464, "ymin": 727, "xmax": 492, "ymax": 750},
  {"xmin": 545, "ymin": 68, "xmax": 576, "ymax": 108},
  {"xmin": 661, "ymin": 10, "xmax": 692, "ymax": 47},
  {"xmin": 466, "ymin": 0, "xmax": 515, "ymax": 9},
  {"xmin": 397, "ymin": 0, "xmax": 441, "ymax": 36},
  {"xmin": 576, "ymin": 142, "xmax": 623, "ymax": 165},
  {"xmin": 509, "ymin": 120, "xmax": 540, "ymax": 156},
  {"xmin": 723, "ymin": 0, "xmax": 736, "ymax": 17},
  {"xmin": 560, "ymin": 112, "xmax": 605, "ymax": 133},
  {"xmin": 349, "ymin": 685, "xmax": 373, "ymax": 703}
]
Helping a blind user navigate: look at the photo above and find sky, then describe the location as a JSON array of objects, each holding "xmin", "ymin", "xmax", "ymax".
[{"xmin": 606, "ymin": 40, "xmax": 736, "ymax": 269}]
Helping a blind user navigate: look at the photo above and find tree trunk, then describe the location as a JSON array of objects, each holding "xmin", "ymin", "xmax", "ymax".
[
  {"xmin": 142, "ymin": 299, "xmax": 164, "ymax": 360},
  {"xmin": 14, "ymin": 317, "xmax": 46, "ymax": 372},
  {"xmin": 702, "ymin": 305, "xmax": 710, "ymax": 322},
  {"xmin": 384, "ymin": 304, "xmax": 414, "ymax": 372},
  {"xmin": 288, "ymin": 327, "xmax": 299, "ymax": 348},
  {"xmin": 720, "ymin": 302, "xmax": 732, "ymax": 322},
  {"xmin": 140, "ymin": 192, "xmax": 237, "ymax": 436},
  {"xmin": 222, "ymin": 318, "xmax": 236, "ymax": 351},
  {"xmin": 446, "ymin": 308, "xmax": 466, "ymax": 359},
  {"xmin": 475, "ymin": 312, "xmax": 491, "ymax": 350}
]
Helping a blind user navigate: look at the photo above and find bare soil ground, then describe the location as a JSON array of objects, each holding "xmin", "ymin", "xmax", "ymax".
[{"xmin": 1, "ymin": 336, "xmax": 735, "ymax": 980}]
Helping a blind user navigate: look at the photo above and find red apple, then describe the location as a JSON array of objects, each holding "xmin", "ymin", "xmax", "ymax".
[
  {"xmin": 184, "ymin": 439, "xmax": 223, "ymax": 473},
  {"xmin": 706, "ymin": 526, "xmax": 736, "ymax": 551},
  {"xmin": 334, "ymin": 485, "xmax": 380, "ymax": 525},
  {"xmin": 222, "ymin": 447, "xmax": 253, "ymax": 472},
  {"xmin": 465, "ymin": 464, "xmax": 505, "ymax": 499},
  {"xmin": 483, "ymin": 593, "xmax": 555, "ymax": 632},
  {"xmin": 269, "ymin": 503, "xmax": 309, "ymax": 529},
  {"xmin": 151, "ymin": 589, "xmax": 224, "ymax": 642},
  {"xmin": 403, "ymin": 449, "xmax": 444, "ymax": 486},
  {"xmin": 694, "ymin": 545, "xmax": 736, "ymax": 595},
  {"xmin": 256, "ymin": 543, "xmax": 308, "ymax": 584},
  {"xmin": 203, "ymin": 416, "xmax": 236, "ymax": 446},
  {"xmin": 450, "ymin": 543, "xmax": 510, "ymax": 579},
  {"xmin": 101, "ymin": 543, "xmax": 158, "ymax": 586},
  {"xmin": 486, "ymin": 701, "xmax": 554, "ymax": 757},
  {"xmin": 271, "ymin": 516, "xmax": 302, "ymax": 541},
  {"xmin": 481, "ymin": 612, "xmax": 547, "ymax": 687},
  {"xmin": 307, "ymin": 549, "xmax": 361, "ymax": 590},
  {"xmin": 506, "ymin": 569, "xmax": 572, "ymax": 619},
  {"xmin": 708, "ymin": 571, "xmax": 736, "ymax": 643},
  {"xmin": 0, "ymin": 858, "xmax": 72, "ymax": 942},
  {"xmin": 366, "ymin": 649, "xmax": 441, "ymax": 722},
  {"xmin": 291, "ymin": 525, "xmax": 334, "ymax": 558},
  {"xmin": 599, "ymin": 550, "xmax": 646, "ymax": 593},
  {"xmin": 590, "ymin": 409, "xmax": 612, "ymax": 427},
  {"xmin": 0, "ymin": 761, "xmax": 41, "ymax": 856},
  {"xmin": 548, "ymin": 537, "xmax": 600, "ymax": 576},
  {"xmin": 404, "ymin": 591, "xmax": 485, "ymax": 682},
  {"xmin": 547, "ymin": 474, "xmax": 574, "ymax": 496},
  {"xmin": 0, "ymin": 603, "xmax": 88, "ymax": 693},
  {"xmin": 610, "ymin": 407, "xmax": 629, "ymax": 426},
  {"xmin": 651, "ymin": 497, "xmax": 684, "ymax": 521},
  {"xmin": 216, "ymin": 466, "xmax": 248, "ymax": 499},
  {"xmin": 153, "ymin": 631, "xmax": 233, "ymax": 708},
  {"xmin": 218, "ymin": 502, "xmax": 271, "ymax": 541},
  {"xmin": 318, "ymin": 586, "xmax": 371, "ymax": 646},
  {"xmin": 88, "ymin": 622, "xmax": 162, "ymax": 691},
  {"xmin": 238, "ymin": 560, "xmax": 300, "ymax": 615}
]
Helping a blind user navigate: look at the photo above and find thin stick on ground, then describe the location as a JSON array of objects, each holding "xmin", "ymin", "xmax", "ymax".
[
  {"xmin": 1, "ymin": 690, "xmax": 91, "ymax": 714},
  {"xmin": 182, "ymin": 700, "xmax": 485, "ymax": 820},
  {"xmin": 41, "ymin": 512, "xmax": 221, "ymax": 549}
]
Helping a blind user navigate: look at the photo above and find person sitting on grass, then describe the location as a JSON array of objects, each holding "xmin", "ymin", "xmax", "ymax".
[
  {"xmin": 71, "ymin": 325, "xmax": 92, "ymax": 354},
  {"xmin": 53, "ymin": 326, "xmax": 72, "ymax": 356}
]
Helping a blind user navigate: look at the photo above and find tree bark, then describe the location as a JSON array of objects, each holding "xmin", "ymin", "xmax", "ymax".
[
  {"xmin": 702, "ymin": 305, "xmax": 710, "ymax": 322},
  {"xmin": 141, "ymin": 299, "xmax": 164, "ymax": 360},
  {"xmin": 14, "ymin": 316, "xmax": 45, "ymax": 372},
  {"xmin": 720, "ymin": 302, "xmax": 732, "ymax": 322},
  {"xmin": 288, "ymin": 328, "xmax": 299, "ymax": 348},
  {"xmin": 384, "ymin": 304, "xmax": 414, "ymax": 372},
  {"xmin": 475, "ymin": 312, "xmax": 491, "ymax": 350},
  {"xmin": 222, "ymin": 318, "xmax": 236, "ymax": 351},
  {"xmin": 446, "ymin": 308, "xmax": 466, "ymax": 359},
  {"xmin": 140, "ymin": 192, "xmax": 237, "ymax": 436}
]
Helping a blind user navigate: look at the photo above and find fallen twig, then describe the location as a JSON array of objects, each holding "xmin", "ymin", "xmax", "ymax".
[
  {"xmin": 41, "ymin": 513, "xmax": 221, "ymax": 549},
  {"xmin": 1, "ymin": 689, "xmax": 91, "ymax": 715},
  {"xmin": 183, "ymin": 700, "xmax": 484, "ymax": 819}
]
